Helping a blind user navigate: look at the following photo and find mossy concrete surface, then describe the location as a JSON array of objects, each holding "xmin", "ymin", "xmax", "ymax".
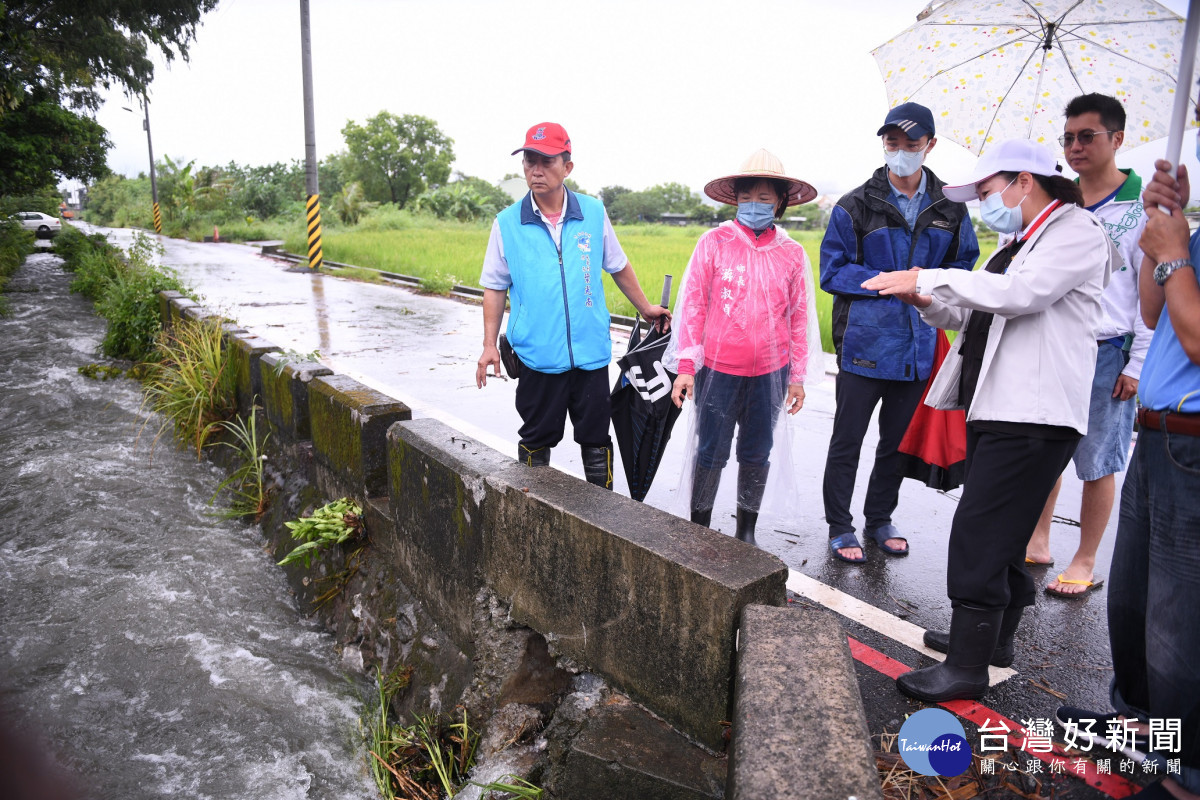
[
  {"xmin": 167, "ymin": 295, "xmax": 199, "ymax": 329},
  {"xmin": 385, "ymin": 418, "xmax": 510, "ymax": 654},
  {"xmin": 158, "ymin": 290, "xmax": 184, "ymax": 329},
  {"xmin": 309, "ymin": 373, "xmax": 411, "ymax": 499},
  {"xmin": 259, "ymin": 352, "xmax": 332, "ymax": 441},
  {"xmin": 227, "ymin": 332, "xmax": 280, "ymax": 417},
  {"xmin": 728, "ymin": 604, "xmax": 882, "ymax": 800},
  {"xmin": 485, "ymin": 463, "xmax": 787, "ymax": 750}
]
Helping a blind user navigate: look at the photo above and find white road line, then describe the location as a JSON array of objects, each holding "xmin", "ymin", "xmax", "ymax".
[{"xmin": 787, "ymin": 570, "xmax": 1017, "ymax": 685}]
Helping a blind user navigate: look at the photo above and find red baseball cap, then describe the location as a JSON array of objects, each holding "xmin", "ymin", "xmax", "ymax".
[{"xmin": 511, "ymin": 122, "xmax": 572, "ymax": 157}]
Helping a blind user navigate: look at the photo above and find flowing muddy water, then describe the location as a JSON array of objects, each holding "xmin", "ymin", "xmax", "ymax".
[{"xmin": 0, "ymin": 252, "xmax": 375, "ymax": 798}]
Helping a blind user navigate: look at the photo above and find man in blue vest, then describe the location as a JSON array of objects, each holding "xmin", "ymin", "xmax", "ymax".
[{"xmin": 476, "ymin": 122, "xmax": 670, "ymax": 488}]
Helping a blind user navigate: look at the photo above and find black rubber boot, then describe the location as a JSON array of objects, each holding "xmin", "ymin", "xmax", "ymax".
[
  {"xmin": 732, "ymin": 463, "xmax": 768, "ymax": 545},
  {"xmin": 897, "ymin": 605, "xmax": 1002, "ymax": 702},
  {"xmin": 690, "ymin": 465, "xmax": 721, "ymax": 528},
  {"xmin": 736, "ymin": 463, "xmax": 769, "ymax": 512},
  {"xmin": 581, "ymin": 445, "xmax": 613, "ymax": 490},
  {"xmin": 922, "ymin": 606, "xmax": 1024, "ymax": 668},
  {"xmin": 518, "ymin": 444, "xmax": 550, "ymax": 467},
  {"xmin": 735, "ymin": 508, "xmax": 759, "ymax": 546}
]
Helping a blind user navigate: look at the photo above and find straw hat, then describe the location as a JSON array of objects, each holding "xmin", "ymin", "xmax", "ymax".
[{"xmin": 703, "ymin": 149, "xmax": 818, "ymax": 208}]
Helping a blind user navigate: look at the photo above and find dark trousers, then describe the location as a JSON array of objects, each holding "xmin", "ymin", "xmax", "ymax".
[
  {"xmin": 946, "ymin": 425, "xmax": 1078, "ymax": 611},
  {"xmin": 515, "ymin": 366, "xmax": 612, "ymax": 450},
  {"xmin": 1109, "ymin": 427, "xmax": 1200, "ymax": 774},
  {"xmin": 694, "ymin": 366, "xmax": 788, "ymax": 470},
  {"xmin": 822, "ymin": 370, "xmax": 925, "ymax": 536}
]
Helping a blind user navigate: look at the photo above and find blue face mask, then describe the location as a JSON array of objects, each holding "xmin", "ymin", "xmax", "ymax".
[
  {"xmin": 736, "ymin": 202, "xmax": 776, "ymax": 232},
  {"xmin": 884, "ymin": 145, "xmax": 927, "ymax": 178},
  {"xmin": 979, "ymin": 178, "xmax": 1025, "ymax": 234}
]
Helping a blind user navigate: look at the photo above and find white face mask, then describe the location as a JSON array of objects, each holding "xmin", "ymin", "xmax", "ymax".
[
  {"xmin": 884, "ymin": 144, "xmax": 928, "ymax": 178},
  {"xmin": 979, "ymin": 178, "xmax": 1025, "ymax": 234}
]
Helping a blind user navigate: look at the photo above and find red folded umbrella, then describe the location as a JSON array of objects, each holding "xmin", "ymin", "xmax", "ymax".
[{"xmin": 898, "ymin": 330, "xmax": 967, "ymax": 491}]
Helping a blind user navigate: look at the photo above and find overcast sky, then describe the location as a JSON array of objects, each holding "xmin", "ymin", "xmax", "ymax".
[{"xmin": 91, "ymin": 0, "xmax": 1197, "ymax": 201}]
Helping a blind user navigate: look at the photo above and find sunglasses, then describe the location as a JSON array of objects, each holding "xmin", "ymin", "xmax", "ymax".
[{"xmin": 1058, "ymin": 130, "xmax": 1119, "ymax": 147}]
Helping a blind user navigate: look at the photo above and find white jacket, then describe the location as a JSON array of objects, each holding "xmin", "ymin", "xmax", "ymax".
[{"xmin": 914, "ymin": 203, "xmax": 1115, "ymax": 435}]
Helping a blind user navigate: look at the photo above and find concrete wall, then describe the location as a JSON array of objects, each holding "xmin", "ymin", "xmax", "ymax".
[{"xmin": 159, "ymin": 292, "xmax": 878, "ymax": 796}]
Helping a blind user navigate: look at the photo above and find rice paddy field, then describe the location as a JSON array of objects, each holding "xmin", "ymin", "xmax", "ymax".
[{"xmin": 286, "ymin": 220, "xmax": 997, "ymax": 354}]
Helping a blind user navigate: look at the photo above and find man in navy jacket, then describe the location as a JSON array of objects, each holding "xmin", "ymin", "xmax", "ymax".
[{"xmin": 820, "ymin": 103, "xmax": 979, "ymax": 562}]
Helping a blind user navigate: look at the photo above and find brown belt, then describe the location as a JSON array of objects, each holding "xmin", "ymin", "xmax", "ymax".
[{"xmin": 1138, "ymin": 407, "xmax": 1200, "ymax": 438}]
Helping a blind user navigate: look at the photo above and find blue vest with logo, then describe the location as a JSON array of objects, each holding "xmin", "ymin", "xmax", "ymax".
[{"xmin": 497, "ymin": 191, "xmax": 613, "ymax": 373}]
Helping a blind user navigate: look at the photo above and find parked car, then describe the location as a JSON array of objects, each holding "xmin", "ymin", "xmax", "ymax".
[{"xmin": 12, "ymin": 211, "xmax": 62, "ymax": 238}]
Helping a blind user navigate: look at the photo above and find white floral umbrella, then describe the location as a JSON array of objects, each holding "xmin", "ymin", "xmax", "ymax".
[{"xmin": 872, "ymin": 0, "xmax": 1200, "ymax": 155}]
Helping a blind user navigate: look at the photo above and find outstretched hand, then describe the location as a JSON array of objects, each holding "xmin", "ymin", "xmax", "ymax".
[{"xmin": 860, "ymin": 269, "xmax": 933, "ymax": 307}]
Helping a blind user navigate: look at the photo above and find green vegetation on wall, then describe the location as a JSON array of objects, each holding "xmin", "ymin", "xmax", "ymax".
[{"xmin": 56, "ymin": 227, "xmax": 192, "ymax": 361}]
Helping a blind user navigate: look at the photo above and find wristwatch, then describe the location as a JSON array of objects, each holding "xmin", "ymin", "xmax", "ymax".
[{"xmin": 1154, "ymin": 258, "xmax": 1194, "ymax": 286}]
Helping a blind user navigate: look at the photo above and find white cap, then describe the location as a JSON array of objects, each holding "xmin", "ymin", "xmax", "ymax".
[{"xmin": 943, "ymin": 139, "xmax": 1061, "ymax": 203}]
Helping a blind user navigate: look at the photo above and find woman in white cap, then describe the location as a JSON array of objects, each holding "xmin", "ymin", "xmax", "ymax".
[
  {"xmin": 668, "ymin": 149, "xmax": 822, "ymax": 546},
  {"xmin": 863, "ymin": 138, "xmax": 1116, "ymax": 702}
]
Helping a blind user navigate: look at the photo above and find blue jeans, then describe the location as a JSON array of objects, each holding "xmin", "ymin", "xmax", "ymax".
[
  {"xmin": 1108, "ymin": 425, "xmax": 1200, "ymax": 781},
  {"xmin": 1071, "ymin": 342, "xmax": 1136, "ymax": 481},
  {"xmin": 693, "ymin": 367, "xmax": 787, "ymax": 470}
]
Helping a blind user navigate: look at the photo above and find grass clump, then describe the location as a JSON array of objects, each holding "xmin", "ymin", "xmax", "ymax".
[
  {"xmin": 141, "ymin": 317, "xmax": 238, "ymax": 455},
  {"xmin": 362, "ymin": 670, "xmax": 542, "ymax": 800},
  {"xmin": 0, "ymin": 219, "xmax": 35, "ymax": 316},
  {"xmin": 417, "ymin": 271, "xmax": 459, "ymax": 295},
  {"xmin": 210, "ymin": 409, "xmax": 271, "ymax": 520}
]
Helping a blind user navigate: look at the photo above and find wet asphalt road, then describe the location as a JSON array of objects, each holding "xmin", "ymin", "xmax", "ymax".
[{"xmin": 84, "ymin": 225, "xmax": 1134, "ymax": 796}]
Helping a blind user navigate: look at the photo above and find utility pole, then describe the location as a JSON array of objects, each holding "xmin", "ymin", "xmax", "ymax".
[
  {"xmin": 143, "ymin": 96, "xmax": 162, "ymax": 234},
  {"xmin": 299, "ymin": 0, "xmax": 324, "ymax": 271}
]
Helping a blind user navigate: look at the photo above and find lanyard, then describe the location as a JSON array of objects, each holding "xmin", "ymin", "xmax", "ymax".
[{"xmin": 1017, "ymin": 200, "xmax": 1061, "ymax": 243}]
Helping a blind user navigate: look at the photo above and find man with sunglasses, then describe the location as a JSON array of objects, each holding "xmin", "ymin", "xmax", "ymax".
[{"xmin": 1025, "ymin": 94, "xmax": 1151, "ymax": 600}]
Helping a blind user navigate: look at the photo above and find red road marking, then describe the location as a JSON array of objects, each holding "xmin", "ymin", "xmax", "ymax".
[{"xmin": 847, "ymin": 636, "xmax": 1141, "ymax": 798}]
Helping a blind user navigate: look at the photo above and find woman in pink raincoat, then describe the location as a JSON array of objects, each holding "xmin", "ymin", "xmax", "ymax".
[{"xmin": 669, "ymin": 150, "xmax": 823, "ymax": 546}]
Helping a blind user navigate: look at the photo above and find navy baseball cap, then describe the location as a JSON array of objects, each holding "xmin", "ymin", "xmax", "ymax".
[{"xmin": 876, "ymin": 102, "xmax": 935, "ymax": 140}]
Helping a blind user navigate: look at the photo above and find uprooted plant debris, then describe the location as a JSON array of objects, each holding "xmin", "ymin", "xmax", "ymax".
[{"xmin": 875, "ymin": 731, "xmax": 1153, "ymax": 799}]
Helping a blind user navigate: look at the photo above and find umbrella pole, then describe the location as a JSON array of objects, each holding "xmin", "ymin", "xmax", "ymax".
[
  {"xmin": 1164, "ymin": 0, "xmax": 1200, "ymax": 172},
  {"xmin": 1026, "ymin": 24, "xmax": 1056, "ymax": 139}
]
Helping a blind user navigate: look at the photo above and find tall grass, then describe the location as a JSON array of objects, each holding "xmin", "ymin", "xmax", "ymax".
[
  {"xmin": 210, "ymin": 410, "xmax": 271, "ymax": 520},
  {"xmin": 141, "ymin": 318, "xmax": 238, "ymax": 455},
  {"xmin": 362, "ymin": 667, "xmax": 542, "ymax": 799},
  {"xmin": 0, "ymin": 220, "xmax": 34, "ymax": 315}
]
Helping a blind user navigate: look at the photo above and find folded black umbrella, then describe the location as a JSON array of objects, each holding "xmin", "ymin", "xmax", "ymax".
[{"xmin": 611, "ymin": 318, "xmax": 681, "ymax": 502}]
